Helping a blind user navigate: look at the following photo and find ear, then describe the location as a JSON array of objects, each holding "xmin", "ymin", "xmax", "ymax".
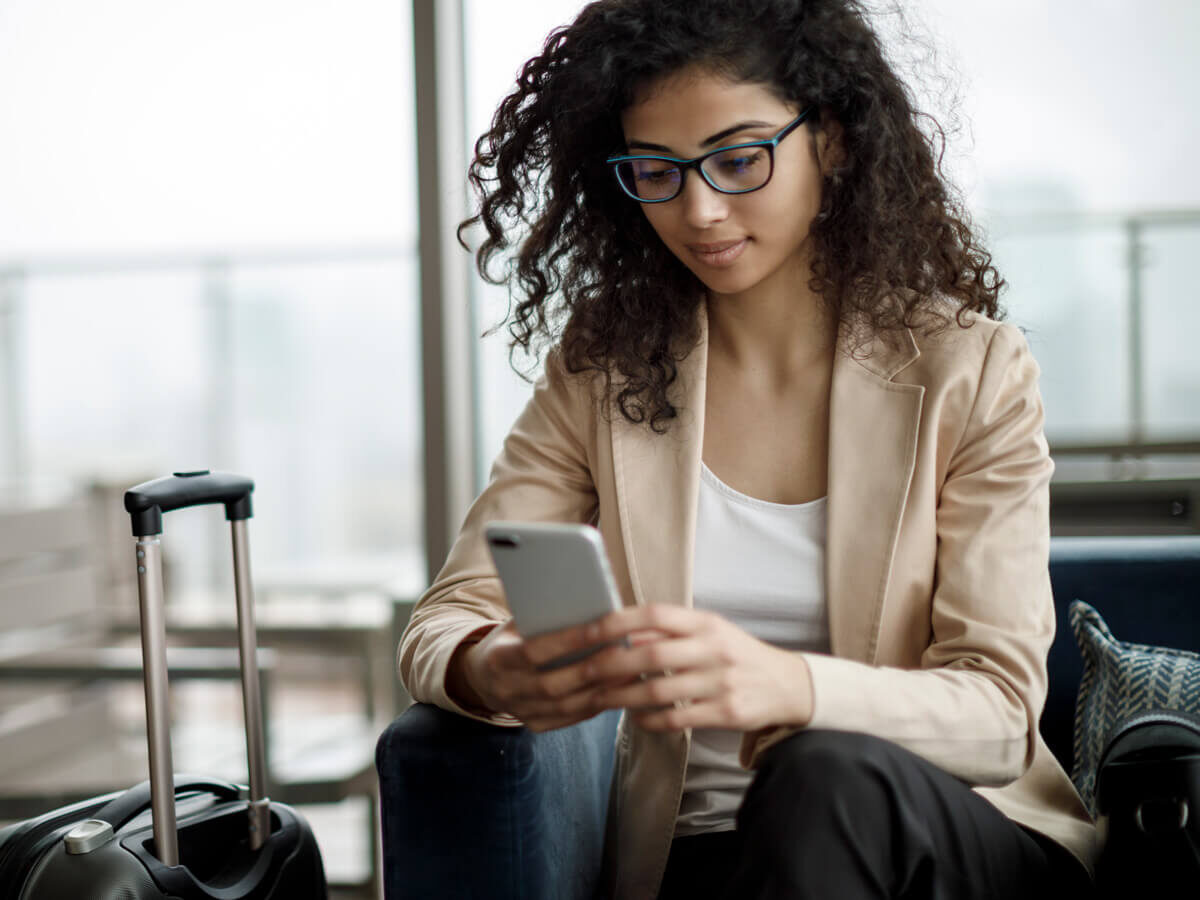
[{"xmin": 814, "ymin": 110, "xmax": 846, "ymax": 177}]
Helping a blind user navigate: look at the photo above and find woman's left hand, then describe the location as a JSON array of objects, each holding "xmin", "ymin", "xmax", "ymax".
[{"xmin": 574, "ymin": 605, "xmax": 815, "ymax": 732}]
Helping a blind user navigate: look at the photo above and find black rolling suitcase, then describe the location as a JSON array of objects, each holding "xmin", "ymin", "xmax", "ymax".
[{"xmin": 0, "ymin": 471, "xmax": 327, "ymax": 899}]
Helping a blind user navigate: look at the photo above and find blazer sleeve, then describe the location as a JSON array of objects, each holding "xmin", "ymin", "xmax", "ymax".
[
  {"xmin": 742, "ymin": 323, "xmax": 1056, "ymax": 787},
  {"xmin": 398, "ymin": 352, "xmax": 599, "ymax": 726}
]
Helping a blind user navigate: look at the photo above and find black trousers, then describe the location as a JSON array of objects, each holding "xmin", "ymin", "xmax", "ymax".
[{"xmin": 657, "ymin": 730, "xmax": 1092, "ymax": 900}]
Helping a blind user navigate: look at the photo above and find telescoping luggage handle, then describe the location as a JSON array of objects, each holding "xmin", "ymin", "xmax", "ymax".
[{"xmin": 123, "ymin": 470, "xmax": 269, "ymax": 867}]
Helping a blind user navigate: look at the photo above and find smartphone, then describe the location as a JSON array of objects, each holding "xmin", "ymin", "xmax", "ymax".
[{"xmin": 484, "ymin": 521, "xmax": 627, "ymax": 669}]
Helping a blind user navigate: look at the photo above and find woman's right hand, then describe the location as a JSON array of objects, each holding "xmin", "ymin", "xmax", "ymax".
[{"xmin": 446, "ymin": 620, "xmax": 618, "ymax": 732}]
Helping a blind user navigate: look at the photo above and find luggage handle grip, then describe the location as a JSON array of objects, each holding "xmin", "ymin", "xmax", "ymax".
[
  {"xmin": 124, "ymin": 470, "xmax": 254, "ymax": 537},
  {"xmin": 95, "ymin": 777, "xmax": 242, "ymax": 832}
]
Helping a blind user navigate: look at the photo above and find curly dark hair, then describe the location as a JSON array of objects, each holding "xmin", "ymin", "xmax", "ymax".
[{"xmin": 461, "ymin": 0, "xmax": 1004, "ymax": 432}]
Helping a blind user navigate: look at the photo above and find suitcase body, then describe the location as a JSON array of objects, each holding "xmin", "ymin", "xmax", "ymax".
[
  {"xmin": 0, "ymin": 779, "xmax": 324, "ymax": 899},
  {"xmin": 0, "ymin": 472, "xmax": 327, "ymax": 899}
]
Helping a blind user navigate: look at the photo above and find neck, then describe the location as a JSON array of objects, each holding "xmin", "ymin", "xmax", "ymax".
[{"xmin": 705, "ymin": 259, "xmax": 836, "ymax": 383}]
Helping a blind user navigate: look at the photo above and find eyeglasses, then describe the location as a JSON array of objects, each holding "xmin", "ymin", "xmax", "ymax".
[{"xmin": 607, "ymin": 107, "xmax": 814, "ymax": 204}]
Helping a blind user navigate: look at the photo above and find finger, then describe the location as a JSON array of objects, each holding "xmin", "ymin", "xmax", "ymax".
[
  {"xmin": 585, "ymin": 673, "xmax": 648, "ymax": 713},
  {"xmin": 583, "ymin": 636, "xmax": 714, "ymax": 684},
  {"xmin": 626, "ymin": 629, "xmax": 671, "ymax": 648},
  {"xmin": 512, "ymin": 671, "xmax": 641, "ymax": 720},
  {"xmin": 506, "ymin": 660, "xmax": 608, "ymax": 708},
  {"xmin": 586, "ymin": 605, "xmax": 714, "ymax": 646},
  {"xmin": 520, "ymin": 618, "xmax": 613, "ymax": 669},
  {"xmin": 521, "ymin": 608, "xmax": 681, "ymax": 668},
  {"xmin": 484, "ymin": 637, "xmax": 542, "ymax": 677},
  {"xmin": 535, "ymin": 653, "xmax": 609, "ymax": 698},
  {"xmin": 595, "ymin": 668, "xmax": 722, "ymax": 711},
  {"xmin": 527, "ymin": 636, "xmax": 654, "ymax": 698},
  {"xmin": 473, "ymin": 645, "xmax": 563, "ymax": 710},
  {"xmin": 520, "ymin": 606, "xmax": 713, "ymax": 669},
  {"xmin": 633, "ymin": 699, "xmax": 745, "ymax": 732},
  {"xmin": 513, "ymin": 684, "xmax": 604, "ymax": 722}
]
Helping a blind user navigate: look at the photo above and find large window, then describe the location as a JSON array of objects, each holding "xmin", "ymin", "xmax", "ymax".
[
  {"xmin": 0, "ymin": 0, "xmax": 424, "ymax": 591},
  {"xmin": 463, "ymin": 0, "xmax": 590, "ymax": 487},
  {"xmin": 463, "ymin": 0, "xmax": 1200, "ymax": 481},
  {"xmin": 919, "ymin": 0, "xmax": 1200, "ymax": 465},
  {"xmin": 4, "ymin": 1, "xmax": 1198, "ymax": 575},
  {"xmin": 0, "ymin": 5, "xmax": 421, "ymax": 882}
]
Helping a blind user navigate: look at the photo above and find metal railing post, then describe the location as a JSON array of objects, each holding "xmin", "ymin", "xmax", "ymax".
[
  {"xmin": 1126, "ymin": 218, "xmax": 1146, "ymax": 446},
  {"xmin": 413, "ymin": 0, "xmax": 477, "ymax": 580},
  {"xmin": 203, "ymin": 259, "xmax": 237, "ymax": 590},
  {"xmin": 203, "ymin": 259, "xmax": 236, "ymax": 471}
]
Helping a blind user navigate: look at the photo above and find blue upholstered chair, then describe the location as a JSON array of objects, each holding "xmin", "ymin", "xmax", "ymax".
[{"xmin": 376, "ymin": 536, "xmax": 1200, "ymax": 899}]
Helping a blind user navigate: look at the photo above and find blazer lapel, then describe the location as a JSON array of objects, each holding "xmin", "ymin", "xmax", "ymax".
[
  {"xmin": 609, "ymin": 303, "xmax": 924, "ymax": 663},
  {"xmin": 611, "ymin": 304, "xmax": 708, "ymax": 611},
  {"xmin": 825, "ymin": 328, "xmax": 924, "ymax": 663}
]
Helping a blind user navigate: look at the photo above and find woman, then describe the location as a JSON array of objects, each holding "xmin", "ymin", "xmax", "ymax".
[{"xmin": 399, "ymin": 0, "xmax": 1095, "ymax": 896}]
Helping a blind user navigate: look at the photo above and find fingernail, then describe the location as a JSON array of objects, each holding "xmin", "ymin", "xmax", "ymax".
[{"xmin": 586, "ymin": 623, "xmax": 600, "ymax": 640}]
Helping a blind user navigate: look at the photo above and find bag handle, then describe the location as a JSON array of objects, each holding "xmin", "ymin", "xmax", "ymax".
[
  {"xmin": 94, "ymin": 777, "xmax": 241, "ymax": 832},
  {"xmin": 122, "ymin": 472, "xmax": 269, "ymax": 868},
  {"xmin": 124, "ymin": 470, "xmax": 253, "ymax": 537}
]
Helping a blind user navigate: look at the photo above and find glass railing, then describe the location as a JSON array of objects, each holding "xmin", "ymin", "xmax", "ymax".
[
  {"xmin": 471, "ymin": 209, "xmax": 1200, "ymax": 485},
  {"xmin": 0, "ymin": 244, "xmax": 426, "ymax": 595},
  {"xmin": 990, "ymin": 209, "xmax": 1200, "ymax": 449},
  {"xmin": 3, "ymin": 211, "xmax": 1196, "ymax": 576}
]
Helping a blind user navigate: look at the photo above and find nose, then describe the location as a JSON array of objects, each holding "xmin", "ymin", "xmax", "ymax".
[{"xmin": 678, "ymin": 171, "xmax": 729, "ymax": 229}]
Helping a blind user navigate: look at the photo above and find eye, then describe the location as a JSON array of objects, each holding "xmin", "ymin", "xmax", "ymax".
[
  {"xmin": 715, "ymin": 148, "xmax": 766, "ymax": 174},
  {"xmin": 631, "ymin": 161, "xmax": 679, "ymax": 183},
  {"xmin": 637, "ymin": 169, "xmax": 676, "ymax": 183}
]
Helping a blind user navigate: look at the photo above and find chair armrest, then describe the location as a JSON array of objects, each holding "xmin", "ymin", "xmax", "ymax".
[{"xmin": 375, "ymin": 703, "xmax": 619, "ymax": 900}]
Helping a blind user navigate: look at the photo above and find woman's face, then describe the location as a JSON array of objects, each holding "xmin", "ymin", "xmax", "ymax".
[{"xmin": 619, "ymin": 66, "xmax": 834, "ymax": 302}]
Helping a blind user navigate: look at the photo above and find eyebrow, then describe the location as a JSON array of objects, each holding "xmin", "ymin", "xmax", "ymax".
[{"xmin": 625, "ymin": 119, "xmax": 777, "ymax": 154}]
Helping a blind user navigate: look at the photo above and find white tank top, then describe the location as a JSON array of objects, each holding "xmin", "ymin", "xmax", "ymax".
[{"xmin": 674, "ymin": 463, "xmax": 831, "ymax": 836}]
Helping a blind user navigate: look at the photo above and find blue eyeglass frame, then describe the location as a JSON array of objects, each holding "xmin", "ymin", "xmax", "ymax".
[{"xmin": 606, "ymin": 106, "xmax": 815, "ymax": 203}]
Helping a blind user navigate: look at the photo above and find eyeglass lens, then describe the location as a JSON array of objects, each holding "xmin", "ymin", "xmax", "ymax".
[{"xmin": 616, "ymin": 144, "xmax": 773, "ymax": 201}]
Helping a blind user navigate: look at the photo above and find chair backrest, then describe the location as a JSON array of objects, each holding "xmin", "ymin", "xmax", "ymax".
[
  {"xmin": 0, "ymin": 502, "xmax": 104, "ymax": 647},
  {"xmin": 0, "ymin": 501, "xmax": 117, "ymax": 783},
  {"xmin": 1043, "ymin": 535, "xmax": 1200, "ymax": 770}
]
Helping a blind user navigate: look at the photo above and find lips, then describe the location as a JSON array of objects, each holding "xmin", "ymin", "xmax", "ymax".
[{"xmin": 686, "ymin": 238, "xmax": 748, "ymax": 267}]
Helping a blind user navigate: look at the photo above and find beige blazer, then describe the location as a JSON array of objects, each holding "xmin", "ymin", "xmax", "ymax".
[{"xmin": 399, "ymin": 304, "xmax": 1096, "ymax": 899}]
